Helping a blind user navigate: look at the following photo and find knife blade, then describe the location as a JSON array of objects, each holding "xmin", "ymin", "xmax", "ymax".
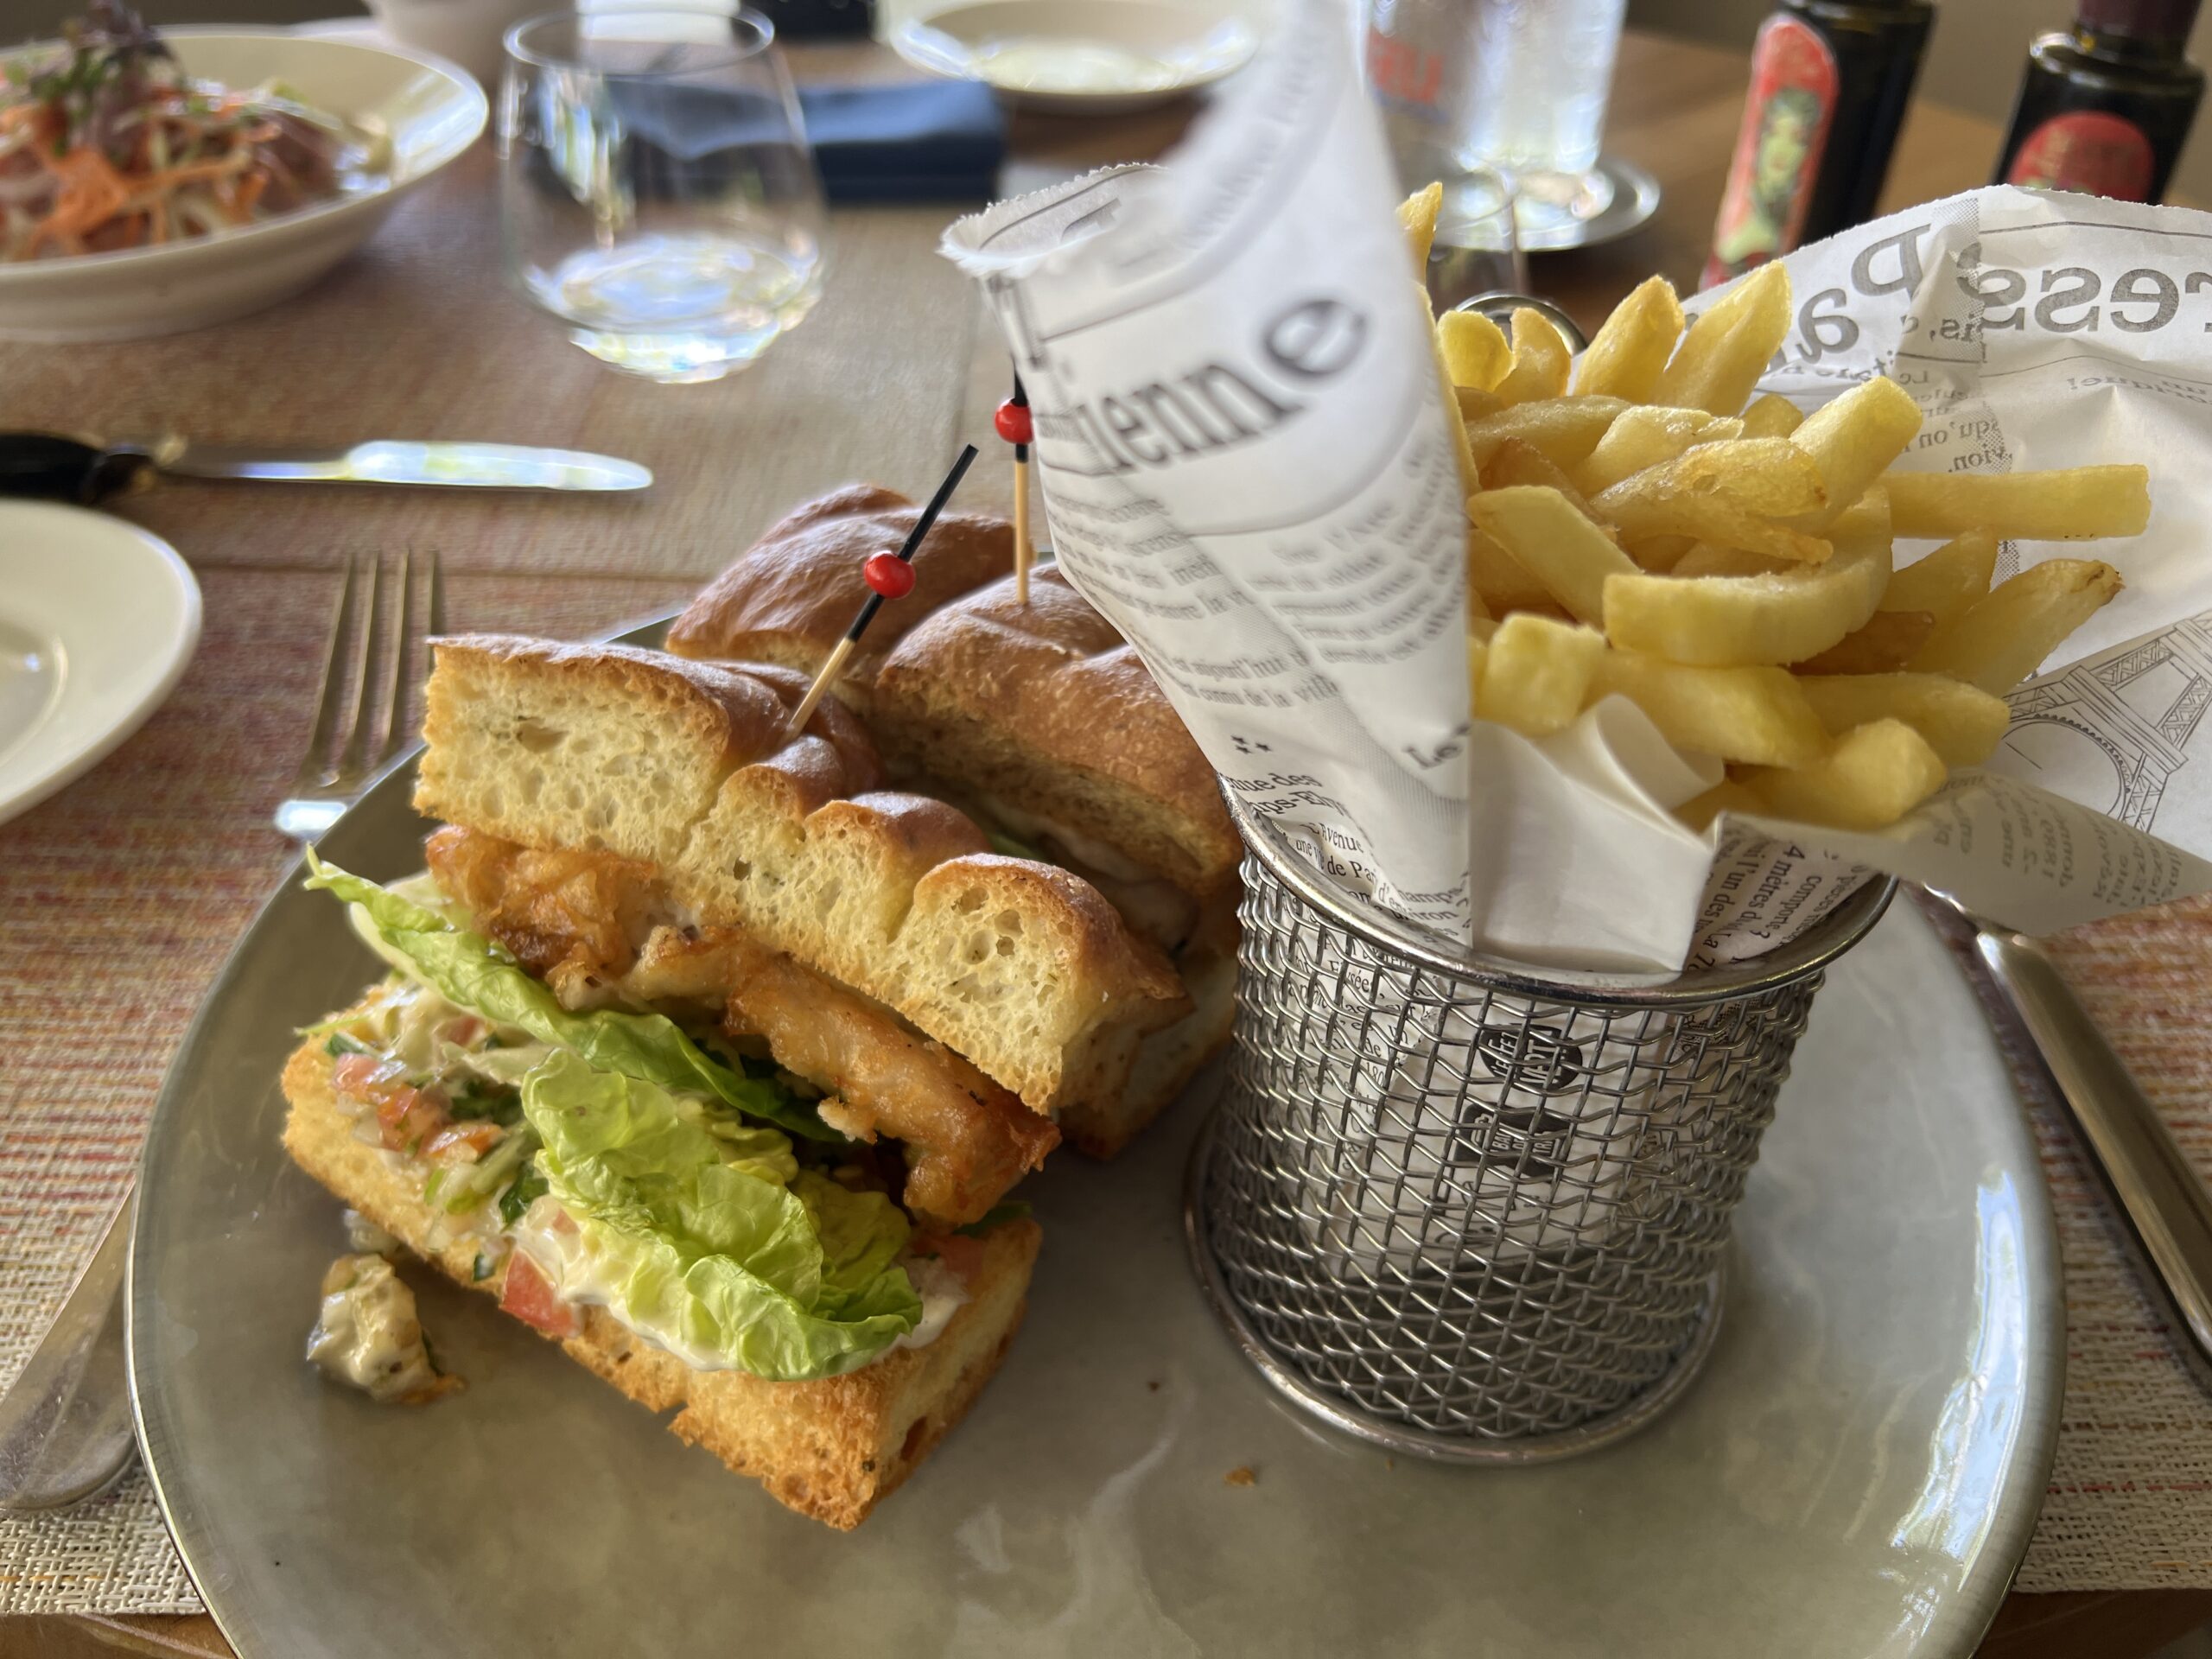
[
  {"xmin": 0, "ymin": 432, "xmax": 652, "ymax": 501},
  {"xmin": 159, "ymin": 440, "xmax": 652, "ymax": 492}
]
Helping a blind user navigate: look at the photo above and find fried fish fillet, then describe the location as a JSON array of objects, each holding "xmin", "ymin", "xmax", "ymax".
[{"xmin": 424, "ymin": 826, "xmax": 1056, "ymax": 1226}]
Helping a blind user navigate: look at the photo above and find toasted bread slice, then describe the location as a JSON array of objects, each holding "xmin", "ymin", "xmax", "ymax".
[
  {"xmin": 280, "ymin": 1031, "xmax": 1039, "ymax": 1530},
  {"xmin": 871, "ymin": 566, "xmax": 1241, "ymax": 907},
  {"xmin": 664, "ymin": 485, "xmax": 1014, "ymax": 715},
  {"xmin": 1071, "ymin": 942, "xmax": 1237, "ymax": 1157},
  {"xmin": 415, "ymin": 635, "xmax": 1189, "ymax": 1119}
]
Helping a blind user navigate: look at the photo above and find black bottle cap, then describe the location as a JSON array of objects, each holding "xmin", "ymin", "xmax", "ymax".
[{"xmin": 2080, "ymin": 0, "xmax": 2202, "ymax": 41}]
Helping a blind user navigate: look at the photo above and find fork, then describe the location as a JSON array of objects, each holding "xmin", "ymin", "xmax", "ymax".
[
  {"xmin": 274, "ymin": 548, "xmax": 443, "ymax": 841},
  {"xmin": 1, "ymin": 550, "xmax": 448, "ymax": 1511}
]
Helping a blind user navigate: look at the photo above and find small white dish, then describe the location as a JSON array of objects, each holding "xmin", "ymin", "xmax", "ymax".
[
  {"xmin": 892, "ymin": 0, "xmax": 1259, "ymax": 114},
  {"xmin": 0, "ymin": 29, "xmax": 486, "ymax": 342},
  {"xmin": 0, "ymin": 503, "xmax": 200, "ymax": 827}
]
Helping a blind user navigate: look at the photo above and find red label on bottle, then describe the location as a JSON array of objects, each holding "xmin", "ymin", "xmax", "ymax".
[
  {"xmin": 2005, "ymin": 111, "xmax": 2157, "ymax": 202},
  {"xmin": 1703, "ymin": 16, "xmax": 1840, "ymax": 289},
  {"xmin": 1366, "ymin": 23, "xmax": 1444, "ymax": 114}
]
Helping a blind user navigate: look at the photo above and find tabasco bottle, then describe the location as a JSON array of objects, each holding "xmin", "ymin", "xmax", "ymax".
[
  {"xmin": 1993, "ymin": 0, "xmax": 2204, "ymax": 203},
  {"xmin": 1703, "ymin": 0, "xmax": 1936, "ymax": 289}
]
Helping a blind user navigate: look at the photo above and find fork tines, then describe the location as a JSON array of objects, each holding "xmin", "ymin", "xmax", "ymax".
[{"xmin": 290, "ymin": 548, "xmax": 444, "ymax": 799}]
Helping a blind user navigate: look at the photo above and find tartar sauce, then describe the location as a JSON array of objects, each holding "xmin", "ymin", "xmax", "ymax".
[{"xmin": 306, "ymin": 1255, "xmax": 456, "ymax": 1404}]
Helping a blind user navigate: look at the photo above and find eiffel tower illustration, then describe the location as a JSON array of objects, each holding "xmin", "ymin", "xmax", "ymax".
[{"xmin": 2003, "ymin": 615, "xmax": 2212, "ymax": 833}]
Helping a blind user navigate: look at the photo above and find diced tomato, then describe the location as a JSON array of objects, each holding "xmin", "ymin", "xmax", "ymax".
[
  {"xmin": 912, "ymin": 1232, "xmax": 987, "ymax": 1287},
  {"xmin": 423, "ymin": 1122, "xmax": 503, "ymax": 1164},
  {"xmin": 549, "ymin": 1208, "xmax": 579, "ymax": 1236},
  {"xmin": 439, "ymin": 1016, "xmax": 487, "ymax": 1048},
  {"xmin": 499, "ymin": 1253, "xmax": 579, "ymax": 1338},
  {"xmin": 373, "ymin": 1085, "xmax": 450, "ymax": 1154},
  {"xmin": 333, "ymin": 1053, "xmax": 405, "ymax": 1102}
]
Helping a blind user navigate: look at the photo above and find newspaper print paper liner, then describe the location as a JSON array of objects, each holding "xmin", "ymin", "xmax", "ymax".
[{"xmin": 942, "ymin": 0, "xmax": 2212, "ymax": 973}]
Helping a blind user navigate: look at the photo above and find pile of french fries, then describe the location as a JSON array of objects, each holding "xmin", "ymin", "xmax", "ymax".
[{"xmin": 1400, "ymin": 184, "xmax": 2144, "ymax": 833}]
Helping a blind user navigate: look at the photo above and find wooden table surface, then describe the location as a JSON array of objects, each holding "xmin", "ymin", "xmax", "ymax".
[{"xmin": 3, "ymin": 25, "xmax": 2207, "ymax": 1659}]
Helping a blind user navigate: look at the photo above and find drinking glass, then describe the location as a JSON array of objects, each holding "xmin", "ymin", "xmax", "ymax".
[
  {"xmin": 1454, "ymin": 0, "xmax": 1626, "ymax": 238},
  {"xmin": 1365, "ymin": 0, "xmax": 1626, "ymax": 245},
  {"xmin": 1423, "ymin": 162, "xmax": 1526, "ymax": 312},
  {"xmin": 499, "ymin": 8, "xmax": 826, "ymax": 383}
]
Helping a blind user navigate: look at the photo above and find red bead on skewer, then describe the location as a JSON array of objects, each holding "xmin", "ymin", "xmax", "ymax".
[
  {"xmin": 994, "ymin": 398, "xmax": 1034, "ymax": 447},
  {"xmin": 862, "ymin": 550, "xmax": 915, "ymax": 599}
]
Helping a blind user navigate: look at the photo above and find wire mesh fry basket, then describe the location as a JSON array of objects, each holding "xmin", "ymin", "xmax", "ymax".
[{"xmin": 1186, "ymin": 800, "xmax": 1895, "ymax": 1463}]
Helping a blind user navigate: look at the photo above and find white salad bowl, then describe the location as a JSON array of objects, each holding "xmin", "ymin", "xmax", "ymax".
[{"xmin": 0, "ymin": 28, "xmax": 486, "ymax": 342}]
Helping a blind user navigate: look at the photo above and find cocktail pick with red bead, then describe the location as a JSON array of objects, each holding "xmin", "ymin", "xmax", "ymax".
[
  {"xmin": 996, "ymin": 375, "xmax": 1033, "ymax": 605},
  {"xmin": 784, "ymin": 443, "xmax": 979, "ymax": 741}
]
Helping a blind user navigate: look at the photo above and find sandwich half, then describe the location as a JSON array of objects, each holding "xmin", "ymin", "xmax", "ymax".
[
  {"xmin": 282, "ymin": 639, "xmax": 1189, "ymax": 1527},
  {"xmin": 870, "ymin": 566, "xmax": 1243, "ymax": 1156},
  {"xmin": 664, "ymin": 485, "xmax": 1014, "ymax": 716},
  {"xmin": 667, "ymin": 492, "xmax": 1243, "ymax": 1156}
]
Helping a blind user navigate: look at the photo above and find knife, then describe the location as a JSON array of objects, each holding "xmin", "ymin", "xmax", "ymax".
[{"xmin": 0, "ymin": 432, "xmax": 652, "ymax": 502}]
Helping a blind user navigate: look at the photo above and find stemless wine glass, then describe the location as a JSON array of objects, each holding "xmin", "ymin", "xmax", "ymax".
[{"xmin": 499, "ymin": 8, "xmax": 827, "ymax": 383}]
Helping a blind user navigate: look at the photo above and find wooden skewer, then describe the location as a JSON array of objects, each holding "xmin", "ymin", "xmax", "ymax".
[
  {"xmin": 782, "ymin": 635, "xmax": 858, "ymax": 739},
  {"xmin": 1013, "ymin": 452, "xmax": 1031, "ymax": 606},
  {"xmin": 784, "ymin": 443, "xmax": 979, "ymax": 742}
]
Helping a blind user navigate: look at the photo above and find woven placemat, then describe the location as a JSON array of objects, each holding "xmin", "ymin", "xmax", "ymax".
[
  {"xmin": 4, "ymin": 562, "xmax": 2211, "ymax": 1612},
  {"xmin": 1983, "ymin": 895, "xmax": 2212, "ymax": 1592},
  {"xmin": 0, "ymin": 565, "xmax": 696, "ymax": 1615}
]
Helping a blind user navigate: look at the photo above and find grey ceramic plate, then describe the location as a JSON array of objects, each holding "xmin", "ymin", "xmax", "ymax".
[{"xmin": 130, "ymin": 728, "xmax": 2062, "ymax": 1658}]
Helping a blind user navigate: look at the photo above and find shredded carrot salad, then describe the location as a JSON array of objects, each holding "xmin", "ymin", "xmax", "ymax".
[{"xmin": 1, "ymin": 0, "xmax": 386, "ymax": 262}]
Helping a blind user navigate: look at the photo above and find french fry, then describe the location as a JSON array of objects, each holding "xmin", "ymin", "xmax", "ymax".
[
  {"xmin": 1789, "ymin": 609, "xmax": 1934, "ymax": 674},
  {"xmin": 1592, "ymin": 650, "xmax": 1829, "ymax": 766},
  {"xmin": 1439, "ymin": 310, "xmax": 1511, "ymax": 391},
  {"xmin": 1461, "ymin": 396, "xmax": 1628, "ymax": 470},
  {"xmin": 1421, "ymin": 284, "xmax": 1481, "ymax": 504},
  {"xmin": 1882, "ymin": 465, "xmax": 2151, "ymax": 540},
  {"xmin": 1468, "ymin": 486, "xmax": 1639, "ymax": 625},
  {"xmin": 1738, "ymin": 392, "xmax": 1803, "ymax": 439},
  {"xmin": 1493, "ymin": 307, "xmax": 1575, "ymax": 406},
  {"xmin": 1878, "ymin": 528, "xmax": 1998, "ymax": 626},
  {"xmin": 1602, "ymin": 492, "xmax": 1893, "ymax": 665},
  {"xmin": 1398, "ymin": 182, "xmax": 1443, "ymax": 269},
  {"xmin": 1478, "ymin": 613, "xmax": 1606, "ymax": 738},
  {"xmin": 1571, "ymin": 275, "xmax": 1683, "ymax": 404},
  {"xmin": 1624, "ymin": 533, "xmax": 1697, "ymax": 571},
  {"xmin": 1737, "ymin": 718, "xmax": 1949, "ymax": 830},
  {"xmin": 1671, "ymin": 544, "xmax": 1792, "ymax": 579},
  {"xmin": 1468, "ymin": 526, "xmax": 1560, "ymax": 615},
  {"xmin": 1479, "ymin": 441, "xmax": 1602, "ymax": 521},
  {"xmin": 1652, "ymin": 262, "xmax": 1792, "ymax": 417},
  {"xmin": 1457, "ymin": 385, "xmax": 1507, "ymax": 423},
  {"xmin": 1911, "ymin": 558, "xmax": 2123, "ymax": 693},
  {"xmin": 1796, "ymin": 672, "xmax": 2012, "ymax": 766},
  {"xmin": 1573, "ymin": 405, "xmax": 1744, "ymax": 496},
  {"xmin": 1788, "ymin": 376, "xmax": 1922, "ymax": 531},
  {"xmin": 1591, "ymin": 438, "xmax": 1832, "ymax": 563}
]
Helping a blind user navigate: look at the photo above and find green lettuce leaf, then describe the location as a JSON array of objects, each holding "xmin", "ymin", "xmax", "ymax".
[
  {"xmin": 523, "ymin": 1053, "xmax": 918, "ymax": 1380},
  {"xmin": 304, "ymin": 851, "xmax": 836, "ymax": 1143}
]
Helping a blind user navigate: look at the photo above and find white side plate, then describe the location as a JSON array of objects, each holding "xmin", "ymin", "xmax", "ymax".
[
  {"xmin": 892, "ymin": 0, "xmax": 1259, "ymax": 113},
  {"xmin": 0, "ymin": 502, "xmax": 200, "ymax": 828}
]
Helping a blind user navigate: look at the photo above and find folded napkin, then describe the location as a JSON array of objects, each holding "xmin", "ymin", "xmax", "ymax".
[
  {"xmin": 799, "ymin": 80, "xmax": 1006, "ymax": 204},
  {"xmin": 603, "ymin": 76, "xmax": 1006, "ymax": 205}
]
